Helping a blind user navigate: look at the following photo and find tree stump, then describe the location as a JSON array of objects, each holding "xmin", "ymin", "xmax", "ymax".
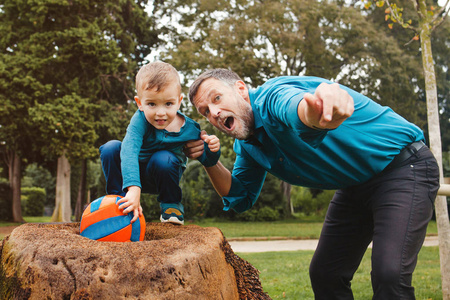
[{"xmin": 0, "ymin": 223, "xmax": 270, "ymax": 300}]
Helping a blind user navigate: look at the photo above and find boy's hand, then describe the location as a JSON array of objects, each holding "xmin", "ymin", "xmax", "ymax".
[
  {"xmin": 201, "ymin": 131, "xmax": 220, "ymax": 152},
  {"xmin": 117, "ymin": 186, "xmax": 143, "ymax": 223},
  {"xmin": 184, "ymin": 130, "xmax": 221, "ymax": 167}
]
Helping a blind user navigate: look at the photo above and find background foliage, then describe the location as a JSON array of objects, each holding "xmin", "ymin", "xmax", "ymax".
[{"xmin": 0, "ymin": 0, "xmax": 448, "ymax": 221}]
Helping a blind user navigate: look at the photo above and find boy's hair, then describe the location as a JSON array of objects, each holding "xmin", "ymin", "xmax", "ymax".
[
  {"xmin": 135, "ymin": 61, "xmax": 181, "ymax": 95},
  {"xmin": 188, "ymin": 68, "xmax": 243, "ymax": 104}
]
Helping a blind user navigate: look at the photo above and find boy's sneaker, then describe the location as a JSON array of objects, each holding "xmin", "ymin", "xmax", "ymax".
[{"xmin": 160, "ymin": 207, "xmax": 184, "ymax": 225}]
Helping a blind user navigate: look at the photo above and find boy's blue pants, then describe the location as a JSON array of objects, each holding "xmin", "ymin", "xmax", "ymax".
[{"xmin": 99, "ymin": 140, "xmax": 183, "ymax": 206}]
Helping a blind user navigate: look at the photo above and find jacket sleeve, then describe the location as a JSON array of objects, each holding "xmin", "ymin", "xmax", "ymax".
[
  {"xmin": 258, "ymin": 82, "xmax": 330, "ymax": 148},
  {"xmin": 120, "ymin": 111, "xmax": 146, "ymax": 191}
]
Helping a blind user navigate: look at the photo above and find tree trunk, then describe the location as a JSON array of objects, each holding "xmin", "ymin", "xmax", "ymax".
[
  {"xmin": 420, "ymin": 22, "xmax": 450, "ymax": 299},
  {"xmin": 0, "ymin": 223, "xmax": 270, "ymax": 299},
  {"xmin": 280, "ymin": 181, "xmax": 294, "ymax": 215},
  {"xmin": 7, "ymin": 151, "xmax": 25, "ymax": 223},
  {"xmin": 51, "ymin": 151, "xmax": 72, "ymax": 222},
  {"xmin": 74, "ymin": 159, "xmax": 87, "ymax": 222}
]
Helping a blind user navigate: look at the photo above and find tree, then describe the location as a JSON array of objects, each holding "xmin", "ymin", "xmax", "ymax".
[
  {"xmin": 363, "ymin": 0, "xmax": 450, "ymax": 297},
  {"xmin": 74, "ymin": 159, "xmax": 87, "ymax": 222},
  {"xmin": 0, "ymin": 0, "xmax": 160, "ymax": 222},
  {"xmin": 30, "ymin": 94, "xmax": 99, "ymax": 222},
  {"xmin": 0, "ymin": 52, "xmax": 52, "ymax": 222},
  {"xmin": 160, "ymin": 0, "xmax": 439, "ymax": 219}
]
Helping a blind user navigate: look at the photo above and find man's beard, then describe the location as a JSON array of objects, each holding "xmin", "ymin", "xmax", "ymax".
[{"xmin": 223, "ymin": 99, "xmax": 255, "ymax": 140}]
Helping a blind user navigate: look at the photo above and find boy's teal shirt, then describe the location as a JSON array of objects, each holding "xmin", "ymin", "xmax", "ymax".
[
  {"xmin": 224, "ymin": 76, "xmax": 424, "ymax": 213},
  {"xmin": 120, "ymin": 110, "xmax": 216, "ymax": 192}
]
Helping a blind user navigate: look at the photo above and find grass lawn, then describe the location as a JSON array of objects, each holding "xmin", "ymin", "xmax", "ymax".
[
  {"xmin": 0, "ymin": 218, "xmax": 438, "ymax": 240},
  {"xmin": 0, "ymin": 216, "xmax": 53, "ymax": 227},
  {"xmin": 191, "ymin": 218, "xmax": 325, "ymax": 239},
  {"xmin": 239, "ymin": 246, "xmax": 442, "ymax": 300},
  {"xmin": 191, "ymin": 218, "xmax": 438, "ymax": 240}
]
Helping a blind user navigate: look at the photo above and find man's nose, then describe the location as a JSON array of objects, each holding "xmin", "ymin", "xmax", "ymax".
[{"xmin": 209, "ymin": 105, "xmax": 220, "ymax": 118}]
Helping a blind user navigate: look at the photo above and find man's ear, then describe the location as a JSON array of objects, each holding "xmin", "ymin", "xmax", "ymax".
[
  {"xmin": 135, "ymin": 96, "xmax": 143, "ymax": 111},
  {"xmin": 235, "ymin": 80, "xmax": 250, "ymax": 103}
]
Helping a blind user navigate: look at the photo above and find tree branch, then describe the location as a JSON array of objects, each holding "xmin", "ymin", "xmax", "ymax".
[
  {"xmin": 404, "ymin": 33, "xmax": 419, "ymax": 46},
  {"xmin": 409, "ymin": 0, "xmax": 425, "ymax": 18},
  {"xmin": 410, "ymin": 0, "xmax": 419, "ymax": 12},
  {"xmin": 386, "ymin": 0, "xmax": 418, "ymax": 31},
  {"xmin": 100, "ymin": 73, "xmax": 133, "ymax": 101},
  {"xmin": 432, "ymin": 3, "xmax": 449, "ymax": 31},
  {"xmin": 436, "ymin": 0, "xmax": 450, "ymax": 17}
]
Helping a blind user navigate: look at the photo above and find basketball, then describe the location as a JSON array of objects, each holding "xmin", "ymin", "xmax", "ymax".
[{"xmin": 80, "ymin": 195, "xmax": 146, "ymax": 242}]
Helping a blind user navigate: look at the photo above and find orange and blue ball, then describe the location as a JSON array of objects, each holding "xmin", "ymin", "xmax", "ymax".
[{"xmin": 80, "ymin": 195, "xmax": 146, "ymax": 242}]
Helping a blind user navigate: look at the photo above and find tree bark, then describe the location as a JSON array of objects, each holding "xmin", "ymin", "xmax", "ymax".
[
  {"xmin": 281, "ymin": 181, "xmax": 294, "ymax": 215},
  {"xmin": 420, "ymin": 18, "xmax": 450, "ymax": 299},
  {"xmin": 0, "ymin": 223, "xmax": 270, "ymax": 300},
  {"xmin": 51, "ymin": 151, "xmax": 72, "ymax": 222},
  {"xmin": 8, "ymin": 151, "xmax": 25, "ymax": 223},
  {"xmin": 74, "ymin": 159, "xmax": 87, "ymax": 222}
]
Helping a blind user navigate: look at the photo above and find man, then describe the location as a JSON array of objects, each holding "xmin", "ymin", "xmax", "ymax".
[{"xmin": 184, "ymin": 68, "xmax": 439, "ymax": 299}]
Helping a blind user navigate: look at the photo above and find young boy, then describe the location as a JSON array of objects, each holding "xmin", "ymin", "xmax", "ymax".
[{"xmin": 99, "ymin": 61, "xmax": 220, "ymax": 225}]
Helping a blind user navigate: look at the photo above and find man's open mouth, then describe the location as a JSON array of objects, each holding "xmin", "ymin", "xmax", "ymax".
[{"xmin": 224, "ymin": 117, "xmax": 234, "ymax": 130}]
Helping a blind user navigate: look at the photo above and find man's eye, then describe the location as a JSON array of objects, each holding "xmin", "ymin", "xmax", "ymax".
[{"xmin": 214, "ymin": 95, "xmax": 221, "ymax": 102}]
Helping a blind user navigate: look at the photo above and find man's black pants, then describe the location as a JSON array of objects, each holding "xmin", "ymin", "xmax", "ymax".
[{"xmin": 309, "ymin": 145, "xmax": 440, "ymax": 299}]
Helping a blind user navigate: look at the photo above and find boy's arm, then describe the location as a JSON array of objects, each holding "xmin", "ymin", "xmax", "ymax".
[
  {"xmin": 195, "ymin": 131, "xmax": 221, "ymax": 167},
  {"xmin": 119, "ymin": 111, "xmax": 147, "ymax": 223},
  {"xmin": 121, "ymin": 111, "xmax": 147, "ymax": 190}
]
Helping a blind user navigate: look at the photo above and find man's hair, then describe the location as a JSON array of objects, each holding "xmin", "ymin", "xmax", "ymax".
[
  {"xmin": 135, "ymin": 61, "xmax": 181, "ymax": 95},
  {"xmin": 188, "ymin": 68, "xmax": 243, "ymax": 104}
]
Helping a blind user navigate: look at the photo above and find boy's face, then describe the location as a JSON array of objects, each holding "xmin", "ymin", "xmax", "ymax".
[{"xmin": 135, "ymin": 80, "xmax": 182, "ymax": 130}]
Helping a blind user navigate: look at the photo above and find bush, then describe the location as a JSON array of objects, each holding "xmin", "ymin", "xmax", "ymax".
[
  {"xmin": 292, "ymin": 187, "xmax": 334, "ymax": 217},
  {"xmin": 181, "ymin": 161, "xmax": 220, "ymax": 221},
  {"xmin": 314, "ymin": 190, "xmax": 335, "ymax": 217},
  {"xmin": 140, "ymin": 193, "xmax": 159, "ymax": 221},
  {"xmin": 258, "ymin": 206, "xmax": 280, "ymax": 221},
  {"xmin": 291, "ymin": 186, "xmax": 314, "ymax": 215},
  {"xmin": 22, "ymin": 163, "xmax": 55, "ymax": 207},
  {"xmin": 21, "ymin": 187, "xmax": 46, "ymax": 216},
  {"xmin": 235, "ymin": 206, "xmax": 280, "ymax": 222}
]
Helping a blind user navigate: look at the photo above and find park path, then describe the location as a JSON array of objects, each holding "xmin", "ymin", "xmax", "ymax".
[{"xmin": 228, "ymin": 236, "xmax": 439, "ymax": 253}]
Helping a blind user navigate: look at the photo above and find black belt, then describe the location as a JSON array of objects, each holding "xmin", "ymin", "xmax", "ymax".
[{"xmin": 386, "ymin": 141, "xmax": 425, "ymax": 170}]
